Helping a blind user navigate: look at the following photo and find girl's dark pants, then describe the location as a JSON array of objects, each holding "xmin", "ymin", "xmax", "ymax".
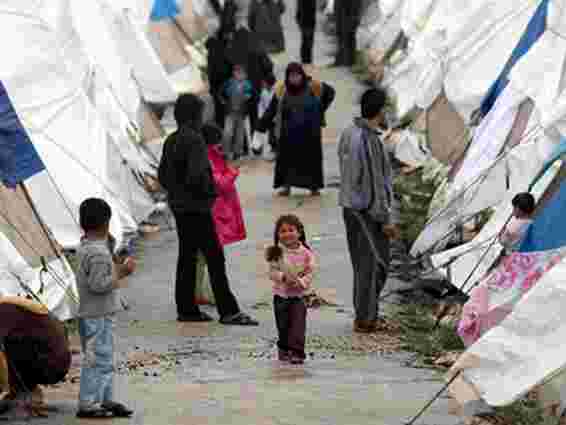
[{"xmin": 273, "ymin": 295, "xmax": 307, "ymax": 359}]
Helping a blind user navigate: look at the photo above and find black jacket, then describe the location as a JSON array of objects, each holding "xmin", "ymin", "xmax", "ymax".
[
  {"xmin": 158, "ymin": 125, "xmax": 217, "ymax": 213},
  {"xmin": 296, "ymin": 0, "xmax": 316, "ymax": 29}
]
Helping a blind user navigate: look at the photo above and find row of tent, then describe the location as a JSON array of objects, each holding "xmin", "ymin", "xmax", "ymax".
[
  {"xmin": 358, "ymin": 0, "xmax": 566, "ymax": 418},
  {"xmin": 0, "ymin": 0, "xmax": 210, "ymax": 321}
]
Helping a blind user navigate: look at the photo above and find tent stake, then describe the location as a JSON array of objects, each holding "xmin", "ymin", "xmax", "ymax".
[{"xmin": 404, "ymin": 371, "xmax": 461, "ymax": 425}]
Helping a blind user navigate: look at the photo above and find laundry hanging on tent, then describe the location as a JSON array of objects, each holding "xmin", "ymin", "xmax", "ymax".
[
  {"xmin": 0, "ymin": 82, "xmax": 45, "ymax": 189},
  {"xmin": 458, "ymin": 247, "xmax": 566, "ymax": 346},
  {"xmin": 479, "ymin": 0, "xmax": 549, "ymax": 117}
]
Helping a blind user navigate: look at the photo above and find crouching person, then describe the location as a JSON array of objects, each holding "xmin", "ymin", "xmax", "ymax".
[
  {"xmin": 76, "ymin": 198, "xmax": 134, "ymax": 418},
  {"xmin": 0, "ymin": 296, "xmax": 71, "ymax": 417}
]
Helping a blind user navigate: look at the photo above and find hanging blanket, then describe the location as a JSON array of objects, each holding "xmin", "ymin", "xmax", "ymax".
[{"xmin": 458, "ymin": 248, "xmax": 566, "ymax": 347}]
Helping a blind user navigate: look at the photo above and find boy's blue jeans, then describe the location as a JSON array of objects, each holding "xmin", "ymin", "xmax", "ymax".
[{"xmin": 78, "ymin": 315, "xmax": 115, "ymax": 410}]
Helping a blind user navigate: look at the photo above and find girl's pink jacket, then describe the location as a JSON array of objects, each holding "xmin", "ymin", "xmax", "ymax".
[{"xmin": 208, "ymin": 145, "xmax": 246, "ymax": 245}]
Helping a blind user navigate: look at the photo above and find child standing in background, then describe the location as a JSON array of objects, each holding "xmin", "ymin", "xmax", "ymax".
[
  {"xmin": 498, "ymin": 192, "xmax": 535, "ymax": 254},
  {"xmin": 255, "ymin": 73, "xmax": 278, "ymax": 159},
  {"xmin": 266, "ymin": 215, "xmax": 315, "ymax": 365},
  {"xmin": 221, "ymin": 64, "xmax": 254, "ymax": 161}
]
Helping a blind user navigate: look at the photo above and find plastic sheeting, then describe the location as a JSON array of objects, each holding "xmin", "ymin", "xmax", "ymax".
[
  {"xmin": 460, "ymin": 256, "xmax": 566, "ymax": 406},
  {"xmin": 450, "ymin": 86, "xmax": 525, "ymax": 194},
  {"xmin": 0, "ymin": 232, "xmax": 78, "ymax": 321},
  {"xmin": 0, "ymin": 82, "xmax": 45, "ymax": 188},
  {"xmin": 0, "ymin": 0, "xmax": 136, "ymax": 246},
  {"xmin": 480, "ymin": 0, "xmax": 549, "ymax": 117},
  {"xmin": 71, "ymin": 0, "xmax": 141, "ymax": 122},
  {"xmin": 98, "ymin": 0, "xmax": 178, "ymax": 104}
]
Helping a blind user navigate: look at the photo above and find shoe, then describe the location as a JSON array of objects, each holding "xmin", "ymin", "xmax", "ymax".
[
  {"xmin": 277, "ymin": 188, "xmax": 291, "ymax": 197},
  {"xmin": 310, "ymin": 190, "xmax": 321, "ymax": 197},
  {"xmin": 219, "ymin": 312, "xmax": 259, "ymax": 326},
  {"xmin": 290, "ymin": 355, "xmax": 305, "ymax": 365},
  {"xmin": 102, "ymin": 401, "xmax": 133, "ymax": 418},
  {"xmin": 76, "ymin": 407, "xmax": 114, "ymax": 418},
  {"xmin": 353, "ymin": 320, "xmax": 375, "ymax": 334},
  {"xmin": 177, "ymin": 312, "xmax": 214, "ymax": 322},
  {"xmin": 278, "ymin": 349, "xmax": 290, "ymax": 362}
]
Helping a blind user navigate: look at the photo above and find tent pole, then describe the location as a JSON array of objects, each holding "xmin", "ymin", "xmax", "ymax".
[
  {"xmin": 172, "ymin": 18, "xmax": 194, "ymax": 46},
  {"xmin": 20, "ymin": 182, "xmax": 62, "ymax": 260},
  {"xmin": 404, "ymin": 371, "xmax": 462, "ymax": 425}
]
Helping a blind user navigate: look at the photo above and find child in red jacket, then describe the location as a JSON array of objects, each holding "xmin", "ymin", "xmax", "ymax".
[{"xmin": 202, "ymin": 122, "xmax": 247, "ymax": 246}]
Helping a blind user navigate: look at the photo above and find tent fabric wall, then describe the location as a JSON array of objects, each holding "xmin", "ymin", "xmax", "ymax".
[
  {"xmin": 429, "ymin": 141, "xmax": 561, "ymax": 287},
  {"xmin": 0, "ymin": 232, "xmax": 78, "ymax": 321},
  {"xmin": 0, "ymin": 0, "xmax": 137, "ymax": 247},
  {"xmin": 479, "ymin": 0, "xmax": 549, "ymax": 117},
  {"xmin": 425, "ymin": 92, "xmax": 469, "ymax": 166},
  {"xmin": 98, "ymin": 0, "xmax": 178, "ymax": 104},
  {"xmin": 70, "ymin": 0, "xmax": 141, "ymax": 122},
  {"xmin": 450, "ymin": 86, "xmax": 525, "ymax": 194},
  {"xmin": 0, "ymin": 184, "xmax": 57, "ymax": 267},
  {"xmin": 454, "ymin": 256, "xmax": 566, "ymax": 406}
]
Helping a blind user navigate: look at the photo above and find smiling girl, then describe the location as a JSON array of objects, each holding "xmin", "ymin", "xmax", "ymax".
[{"xmin": 266, "ymin": 214, "xmax": 316, "ymax": 364}]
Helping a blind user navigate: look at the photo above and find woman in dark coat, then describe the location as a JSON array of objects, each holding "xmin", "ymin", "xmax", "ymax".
[{"xmin": 257, "ymin": 63, "xmax": 335, "ymax": 196}]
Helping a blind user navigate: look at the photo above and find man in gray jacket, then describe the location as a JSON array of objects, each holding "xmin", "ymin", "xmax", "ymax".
[{"xmin": 338, "ymin": 87, "xmax": 399, "ymax": 333}]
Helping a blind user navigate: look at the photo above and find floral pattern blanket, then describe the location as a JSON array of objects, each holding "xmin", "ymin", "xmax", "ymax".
[{"xmin": 458, "ymin": 249, "xmax": 566, "ymax": 346}]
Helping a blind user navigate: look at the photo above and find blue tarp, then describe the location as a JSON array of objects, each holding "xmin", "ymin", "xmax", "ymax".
[
  {"xmin": 520, "ymin": 179, "xmax": 566, "ymax": 252},
  {"xmin": 150, "ymin": 0, "xmax": 180, "ymax": 21},
  {"xmin": 519, "ymin": 138, "xmax": 566, "ymax": 252},
  {"xmin": 0, "ymin": 81, "xmax": 45, "ymax": 188},
  {"xmin": 480, "ymin": 0, "xmax": 549, "ymax": 117}
]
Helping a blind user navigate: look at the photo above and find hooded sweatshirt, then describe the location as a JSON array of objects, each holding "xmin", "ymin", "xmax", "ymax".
[
  {"xmin": 158, "ymin": 96, "xmax": 217, "ymax": 213},
  {"xmin": 338, "ymin": 118, "xmax": 393, "ymax": 223}
]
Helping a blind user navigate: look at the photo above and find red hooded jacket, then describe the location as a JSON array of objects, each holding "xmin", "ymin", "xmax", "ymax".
[{"xmin": 207, "ymin": 144, "xmax": 246, "ymax": 245}]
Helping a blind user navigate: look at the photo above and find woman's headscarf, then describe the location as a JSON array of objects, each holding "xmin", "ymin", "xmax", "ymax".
[{"xmin": 285, "ymin": 62, "xmax": 308, "ymax": 95}]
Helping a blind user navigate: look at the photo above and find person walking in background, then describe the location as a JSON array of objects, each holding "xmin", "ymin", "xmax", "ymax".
[
  {"xmin": 254, "ymin": 73, "xmax": 278, "ymax": 159},
  {"xmin": 158, "ymin": 93, "xmax": 258, "ymax": 326},
  {"xmin": 257, "ymin": 63, "xmax": 335, "ymax": 197},
  {"xmin": 266, "ymin": 215, "xmax": 316, "ymax": 365},
  {"xmin": 249, "ymin": 0, "xmax": 286, "ymax": 54},
  {"xmin": 220, "ymin": 64, "xmax": 254, "ymax": 161},
  {"xmin": 76, "ymin": 198, "xmax": 134, "ymax": 418},
  {"xmin": 296, "ymin": 0, "xmax": 317, "ymax": 65},
  {"xmin": 198, "ymin": 0, "xmax": 273, "ymax": 130},
  {"xmin": 338, "ymin": 88, "xmax": 399, "ymax": 334},
  {"xmin": 334, "ymin": 0, "xmax": 363, "ymax": 67}
]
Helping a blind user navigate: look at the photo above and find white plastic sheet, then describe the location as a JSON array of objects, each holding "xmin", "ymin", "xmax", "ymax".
[
  {"xmin": 464, "ymin": 256, "xmax": 566, "ymax": 405},
  {"xmin": 450, "ymin": 86, "xmax": 525, "ymax": 194}
]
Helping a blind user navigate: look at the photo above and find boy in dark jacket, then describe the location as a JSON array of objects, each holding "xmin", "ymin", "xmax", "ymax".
[{"xmin": 158, "ymin": 94, "xmax": 258, "ymax": 326}]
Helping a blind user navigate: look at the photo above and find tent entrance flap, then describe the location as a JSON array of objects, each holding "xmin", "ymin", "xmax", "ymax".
[{"xmin": 0, "ymin": 183, "xmax": 60, "ymax": 268}]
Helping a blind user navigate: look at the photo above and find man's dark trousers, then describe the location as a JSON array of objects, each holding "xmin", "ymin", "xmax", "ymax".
[{"xmin": 172, "ymin": 210, "xmax": 240, "ymax": 318}]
